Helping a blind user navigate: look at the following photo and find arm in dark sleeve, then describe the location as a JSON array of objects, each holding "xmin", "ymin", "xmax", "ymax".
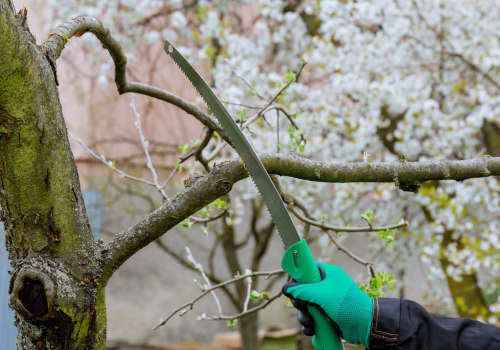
[{"xmin": 369, "ymin": 298, "xmax": 500, "ymax": 350}]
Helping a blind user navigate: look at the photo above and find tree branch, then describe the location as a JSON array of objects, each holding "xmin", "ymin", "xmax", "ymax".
[
  {"xmin": 153, "ymin": 269, "xmax": 284, "ymax": 330},
  {"xmin": 40, "ymin": 15, "xmax": 231, "ymax": 144},
  {"xmin": 99, "ymin": 153, "xmax": 500, "ymax": 283},
  {"xmin": 289, "ymin": 206, "xmax": 408, "ymax": 233}
]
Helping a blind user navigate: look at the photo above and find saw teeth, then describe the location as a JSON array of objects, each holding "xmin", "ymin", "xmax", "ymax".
[{"xmin": 164, "ymin": 40, "xmax": 298, "ymax": 249}]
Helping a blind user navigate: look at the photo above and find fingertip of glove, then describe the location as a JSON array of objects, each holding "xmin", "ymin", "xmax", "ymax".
[{"xmin": 302, "ymin": 325, "xmax": 315, "ymax": 337}]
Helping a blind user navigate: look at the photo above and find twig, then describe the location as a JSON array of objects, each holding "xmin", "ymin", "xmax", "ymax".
[
  {"xmin": 255, "ymin": 61, "xmax": 307, "ymax": 119},
  {"xmin": 179, "ymin": 128, "xmax": 213, "ymax": 172},
  {"xmin": 289, "ymin": 206, "xmax": 409, "ymax": 233},
  {"xmin": 323, "ymin": 230, "xmax": 376, "ymax": 279},
  {"xmin": 154, "ymin": 240, "xmax": 222, "ymax": 285},
  {"xmin": 190, "ymin": 210, "xmax": 228, "ymax": 223},
  {"xmin": 243, "ymin": 269, "xmax": 252, "ymax": 313},
  {"xmin": 447, "ymin": 52, "xmax": 500, "ymax": 90},
  {"xmin": 69, "ymin": 132, "xmax": 155, "ymax": 186},
  {"xmin": 185, "ymin": 247, "xmax": 223, "ymax": 316},
  {"xmin": 130, "ymin": 94, "xmax": 169, "ymax": 200},
  {"xmin": 197, "ymin": 291, "xmax": 282, "ymax": 321},
  {"xmin": 223, "ymin": 59, "xmax": 269, "ymax": 101},
  {"xmin": 153, "ymin": 269, "xmax": 284, "ymax": 330},
  {"xmin": 206, "ymin": 142, "xmax": 228, "ymax": 162}
]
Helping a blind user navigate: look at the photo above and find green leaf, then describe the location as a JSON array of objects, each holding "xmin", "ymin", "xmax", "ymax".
[
  {"xmin": 227, "ymin": 319, "xmax": 238, "ymax": 328},
  {"xmin": 377, "ymin": 229, "xmax": 395, "ymax": 249},
  {"xmin": 285, "ymin": 71, "xmax": 297, "ymax": 84},
  {"xmin": 180, "ymin": 219, "xmax": 192, "ymax": 228},
  {"xmin": 236, "ymin": 108, "xmax": 249, "ymax": 120},
  {"xmin": 452, "ymin": 81, "xmax": 467, "ymax": 94},
  {"xmin": 250, "ymin": 290, "xmax": 261, "ymax": 300},
  {"xmin": 174, "ymin": 162, "xmax": 183, "ymax": 173},
  {"xmin": 214, "ymin": 198, "xmax": 226, "ymax": 208},
  {"xmin": 178, "ymin": 144, "xmax": 190, "ymax": 154},
  {"xmin": 361, "ymin": 210, "xmax": 374, "ymax": 224},
  {"xmin": 288, "ymin": 126, "xmax": 303, "ymax": 152}
]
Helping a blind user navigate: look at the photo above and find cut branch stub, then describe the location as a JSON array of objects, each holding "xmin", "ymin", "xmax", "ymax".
[{"xmin": 9, "ymin": 268, "xmax": 56, "ymax": 321}]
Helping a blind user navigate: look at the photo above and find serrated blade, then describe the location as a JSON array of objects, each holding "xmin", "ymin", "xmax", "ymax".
[{"xmin": 164, "ymin": 40, "xmax": 301, "ymax": 249}]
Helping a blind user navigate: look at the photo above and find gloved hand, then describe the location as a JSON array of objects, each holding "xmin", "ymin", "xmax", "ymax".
[{"xmin": 282, "ymin": 263, "xmax": 373, "ymax": 348}]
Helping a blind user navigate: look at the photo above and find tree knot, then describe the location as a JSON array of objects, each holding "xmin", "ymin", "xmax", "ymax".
[{"xmin": 9, "ymin": 268, "xmax": 56, "ymax": 321}]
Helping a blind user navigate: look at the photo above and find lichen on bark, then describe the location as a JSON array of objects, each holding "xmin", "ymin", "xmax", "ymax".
[{"xmin": 0, "ymin": 0, "xmax": 106, "ymax": 348}]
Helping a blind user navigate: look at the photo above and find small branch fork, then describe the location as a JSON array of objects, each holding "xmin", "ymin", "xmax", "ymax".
[{"xmin": 153, "ymin": 266, "xmax": 284, "ymax": 330}]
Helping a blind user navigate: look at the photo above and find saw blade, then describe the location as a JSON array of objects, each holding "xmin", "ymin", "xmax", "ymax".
[{"xmin": 164, "ymin": 40, "xmax": 301, "ymax": 249}]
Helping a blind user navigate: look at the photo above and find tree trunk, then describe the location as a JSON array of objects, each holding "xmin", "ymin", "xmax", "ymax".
[
  {"xmin": 0, "ymin": 1, "xmax": 106, "ymax": 348},
  {"xmin": 240, "ymin": 311, "xmax": 259, "ymax": 350},
  {"xmin": 220, "ymin": 221, "xmax": 261, "ymax": 349}
]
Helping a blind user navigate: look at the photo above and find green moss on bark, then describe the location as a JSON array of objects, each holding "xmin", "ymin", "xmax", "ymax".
[{"xmin": 0, "ymin": 1, "xmax": 106, "ymax": 348}]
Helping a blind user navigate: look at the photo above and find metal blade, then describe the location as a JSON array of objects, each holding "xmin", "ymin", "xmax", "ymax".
[{"xmin": 164, "ymin": 40, "xmax": 301, "ymax": 249}]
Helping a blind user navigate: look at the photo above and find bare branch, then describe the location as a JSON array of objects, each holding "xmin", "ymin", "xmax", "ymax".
[
  {"xmin": 197, "ymin": 291, "xmax": 282, "ymax": 321},
  {"xmin": 154, "ymin": 239, "xmax": 222, "ymax": 285},
  {"xmin": 323, "ymin": 230, "xmax": 376, "ymax": 279},
  {"xmin": 129, "ymin": 94, "xmax": 169, "ymax": 199},
  {"xmin": 153, "ymin": 269, "xmax": 284, "ymax": 330},
  {"xmin": 190, "ymin": 210, "xmax": 227, "ymax": 223},
  {"xmin": 69, "ymin": 132, "xmax": 156, "ymax": 187},
  {"xmin": 289, "ymin": 206, "xmax": 409, "ymax": 233},
  {"xmin": 185, "ymin": 247, "xmax": 223, "ymax": 316}
]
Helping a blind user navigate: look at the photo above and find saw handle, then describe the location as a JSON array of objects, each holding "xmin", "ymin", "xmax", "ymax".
[{"xmin": 282, "ymin": 240, "xmax": 344, "ymax": 350}]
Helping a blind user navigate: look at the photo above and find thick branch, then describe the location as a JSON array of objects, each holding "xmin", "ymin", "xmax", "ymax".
[
  {"xmin": 100, "ymin": 154, "xmax": 500, "ymax": 283},
  {"xmin": 40, "ymin": 15, "xmax": 230, "ymax": 143}
]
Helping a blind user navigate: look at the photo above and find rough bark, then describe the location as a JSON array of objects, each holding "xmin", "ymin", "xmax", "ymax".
[
  {"xmin": 239, "ymin": 311, "xmax": 259, "ymax": 350},
  {"xmin": 0, "ymin": 2, "xmax": 105, "ymax": 348}
]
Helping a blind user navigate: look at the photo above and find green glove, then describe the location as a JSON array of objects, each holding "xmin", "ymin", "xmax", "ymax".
[{"xmin": 282, "ymin": 263, "xmax": 373, "ymax": 348}]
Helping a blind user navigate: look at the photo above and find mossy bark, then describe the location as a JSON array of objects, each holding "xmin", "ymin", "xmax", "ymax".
[{"xmin": 0, "ymin": 1, "xmax": 106, "ymax": 348}]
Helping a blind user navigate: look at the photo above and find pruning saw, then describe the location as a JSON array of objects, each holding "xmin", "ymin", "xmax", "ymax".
[{"xmin": 164, "ymin": 40, "xmax": 343, "ymax": 350}]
